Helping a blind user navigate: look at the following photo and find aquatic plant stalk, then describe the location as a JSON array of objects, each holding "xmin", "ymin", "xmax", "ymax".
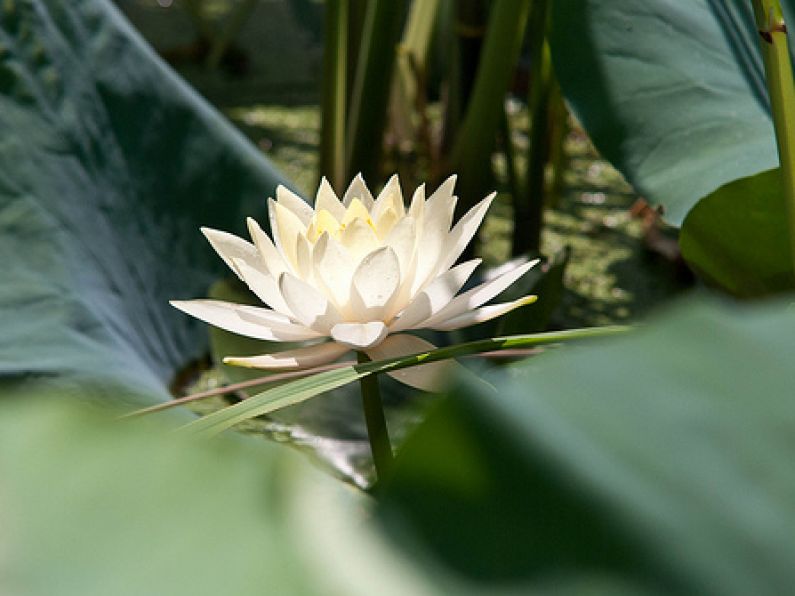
[
  {"xmin": 449, "ymin": 0, "xmax": 531, "ymax": 254},
  {"xmin": 357, "ymin": 351, "xmax": 393, "ymax": 480},
  {"xmin": 319, "ymin": 0, "xmax": 348, "ymax": 190},
  {"xmin": 513, "ymin": 0, "xmax": 552, "ymax": 256},
  {"xmin": 752, "ymin": 0, "xmax": 795, "ymax": 272}
]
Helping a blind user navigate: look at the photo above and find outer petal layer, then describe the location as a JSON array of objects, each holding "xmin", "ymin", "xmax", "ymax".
[
  {"xmin": 365, "ymin": 334, "xmax": 459, "ymax": 392},
  {"xmin": 430, "ymin": 295, "xmax": 538, "ymax": 330},
  {"xmin": 169, "ymin": 300, "xmax": 321, "ymax": 341},
  {"xmin": 224, "ymin": 341, "xmax": 349, "ymax": 369}
]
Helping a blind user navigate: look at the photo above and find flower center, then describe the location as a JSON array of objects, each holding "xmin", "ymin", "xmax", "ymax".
[{"xmin": 306, "ymin": 197, "xmax": 376, "ymax": 244}]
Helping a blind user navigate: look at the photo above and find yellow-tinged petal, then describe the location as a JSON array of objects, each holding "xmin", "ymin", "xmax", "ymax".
[
  {"xmin": 315, "ymin": 177, "xmax": 347, "ymax": 220},
  {"xmin": 341, "ymin": 197, "xmax": 374, "ymax": 228},
  {"xmin": 340, "ymin": 218, "xmax": 380, "ymax": 260},
  {"xmin": 306, "ymin": 209, "xmax": 342, "ymax": 243}
]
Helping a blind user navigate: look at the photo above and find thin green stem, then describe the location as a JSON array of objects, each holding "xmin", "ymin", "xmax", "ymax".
[
  {"xmin": 319, "ymin": 0, "xmax": 348, "ymax": 190},
  {"xmin": 356, "ymin": 351, "xmax": 393, "ymax": 481},
  {"xmin": 514, "ymin": 0, "xmax": 552, "ymax": 256},
  {"xmin": 752, "ymin": 0, "xmax": 795, "ymax": 274}
]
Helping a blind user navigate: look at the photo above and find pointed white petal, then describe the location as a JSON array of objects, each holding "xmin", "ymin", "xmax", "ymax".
[
  {"xmin": 426, "ymin": 175, "xmax": 457, "ymax": 208},
  {"xmin": 435, "ymin": 192, "xmax": 496, "ymax": 274},
  {"xmin": 269, "ymin": 199, "xmax": 306, "ymax": 272},
  {"xmin": 170, "ymin": 299, "xmax": 320, "ymax": 341},
  {"xmin": 384, "ymin": 216, "xmax": 417, "ymax": 281},
  {"xmin": 246, "ymin": 217, "xmax": 289, "ymax": 278},
  {"xmin": 201, "ymin": 227, "xmax": 261, "ymax": 279},
  {"xmin": 279, "ymin": 272, "xmax": 342, "ymax": 332},
  {"xmin": 312, "ymin": 233, "xmax": 356, "ymax": 308},
  {"xmin": 330, "ymin": 321, "xmax": 388, "ymax": 349},
  {"xmin": 276, "ymin": 185, "xmax": 314, "ymax": 225},
  {"xmin": 409, "ymin": 189, "xmax": 458, "ymax": 295},
  {"xmin": 342, "ymin": 173, "xmax": 374, "ymax": 208},
  {"xmin": 233, "ymin": 259, "xmax": 293, "ymax": 316},
  {"xmin": 351, "ymin": 247, "xmax": 401, "ymax": 309},
  {"xmin": 408, "ymin": 183, "xmax": 425, "ymax": 221},
  {"xmin": 365, "ymin": 334, "xmax": 458, "ymax": 392},
  {"xmin": 424, "ymin": 259, "xmax": 540, "ymax": 327},
  {"xmin": 295, "ymin": 234, "xmax": 313, "ymax": 280},
  {"xmin": 315, "ymin": 177, "xmax": 347, "ymax": 220},
  {"xmin": 431, "ymin": 295, "xmax": 538, "ymax": 331},
  {"xmin": 224, "ymin": 341, "xmax": 349, "ymax": 369},
  {"xmin": 372, "ymin": 174, "xmax": 403, "ymax": 221},
  {"xmin": 389, "ymin": 259, "xmax": 481, "ymax": 332}
]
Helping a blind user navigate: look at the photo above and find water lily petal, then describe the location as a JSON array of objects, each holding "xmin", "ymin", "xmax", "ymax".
[
  {"xmin": 330, "ymin": 321, "xmax": 388, "ymax": 349},
  {"xmin": 352, "ymin": 247, "xmax": 401, "ymax": 309},
  {"xmin": 342, "ymin": 173, "xmax": 374, "ymax": 208},
  {"xmin": 312, "ymin": 233, "xmax": 356, "ymax": 308},
  {"xmin": 315, "ymin": 177, "xmax": 346, "ymax": 220},
  {"xmin": 424, "ymin": 259, "xmax": 540, "ymax": 327},
  {"xmin": 365, "ymin": 334, "xmax": 458, "ymax": 392},
  {"xmin": 279, "ymin": 272, "xmax": 342, "ymax": 332},
  {"xmin": 372, "ymin": 174, "xmax": 404, "ymax": 221},
  {"xmin": 430, "ymin": 295, "xmax": 538, "ymax": 331},
  {"xmin": 435, "ymin": 192, "xmax": 496, "ymax": 275},
  {"xmin": 389, "ymin": 259, "xmax": 481, "ymax": 332},
  {"xmin": 224, "ymin": 341, "xmax": 349, "ymax": 369},
  {"xmin": 246, "ymin": 217, "xmax": 288, "ymax": 278},
  {"xmin": 408, "ymin": 183, "xmax": 425, "ymax": 221},
  {"xmin": 426, "ymin": 174, "xmax": 457, "ymax": 209},
  {"xmin": 200, "ymin": 227, "xmax": 262, "ymax": 279},
  {"xmin": 384, "ymin": 216, "xmax": 417, "ymax": 281},
  {"xmin": 410, "ymin": 186, "xmax": 458, "ymax": 295},
  {"xmin": 269, "ymin": 198, "xmax": 307, "ymax": 273},
  {"xmin": 170, "ymin": 299, "xmax": 320, "ymax": 341},
  {"xmin": 233, "ymin": 259, "xmax": 293, "ymax": 316},
  {"xmin": 276, "ymin": 184, "xmax": 314, "ymax": 225},
  {"xmin": 340, "ymin": 218, "xmax": 380, "ymax": 260},
  {"xmin": 295, "ymin": 233, "xmax": 313, "ymax": 280}
]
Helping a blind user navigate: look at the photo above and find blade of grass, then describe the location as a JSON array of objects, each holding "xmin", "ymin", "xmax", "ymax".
[{"xmin": 179, "ymin": 326, "xmax": 628, "ymax": 437}]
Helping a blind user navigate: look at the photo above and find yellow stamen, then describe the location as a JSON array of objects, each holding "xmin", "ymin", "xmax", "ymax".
[
  {"xmin": 341, "ymin": 198, "xmax": 375, "ymax": 229},
  {"xmin": 307, "ymin": 209, "xmax": 342, "ymax": 243}
]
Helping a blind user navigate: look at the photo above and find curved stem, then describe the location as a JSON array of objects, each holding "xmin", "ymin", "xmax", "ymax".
[{"xmin": 357, "ymin": 351, "xmax": 393, "ymax": 481}]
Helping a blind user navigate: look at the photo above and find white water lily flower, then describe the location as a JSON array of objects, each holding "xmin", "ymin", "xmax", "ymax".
[{"xmin": 171, "ymin": 174, "xmax": 538, "ymax": 391}]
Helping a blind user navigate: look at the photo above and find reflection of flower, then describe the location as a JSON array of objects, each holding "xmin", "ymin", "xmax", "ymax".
[{"xmin": 171, "ymin": 175, "xmax": 537, "ymax": 391}]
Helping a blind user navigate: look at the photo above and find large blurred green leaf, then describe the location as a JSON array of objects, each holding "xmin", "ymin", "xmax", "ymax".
[
  {"xmin": 0, "ymin": 398, "xmax": 444, "ymax": 596},
  {"xmin": 680, "ymin": 168, "xmax": 795, "ymax": 297},
  {"xmin": 551, "ymin": 0, "xmax": 790, "ymax": 226},
  {"xmin": 0, "ymin": 0, "xmax": 289, "ymax": 406},
  {"xmin": 379, "ymin": 294, "xmax": 795, "ymax": 594}
]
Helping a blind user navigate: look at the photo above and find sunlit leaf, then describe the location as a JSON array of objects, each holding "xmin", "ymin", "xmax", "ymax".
[{"xmin": 0, "ymin": 0, "xmax": 289, "ymax": 407}]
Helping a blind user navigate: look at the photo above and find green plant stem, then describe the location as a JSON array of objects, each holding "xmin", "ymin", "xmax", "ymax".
[
  {"xmin": 752, "ymin": 0, "xmax": 795, "ymax": 274},
  {"xmin": 449, "ymin": 0, "xmax": 531, "ymax": 257},
  {"xmin": 345, "ymin": 0, "xmax": 407, "ymax": 182},
  {"xmin": 356, "ymin": 351, "xmax": 393, "ymax": 481},
  {"xmin": 319, "ymin": 0, "xmax": 348, "ymax": 191},
  {"xmin": 513, "ymin": 0, "xmax": 552, "ymax": 256}
]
